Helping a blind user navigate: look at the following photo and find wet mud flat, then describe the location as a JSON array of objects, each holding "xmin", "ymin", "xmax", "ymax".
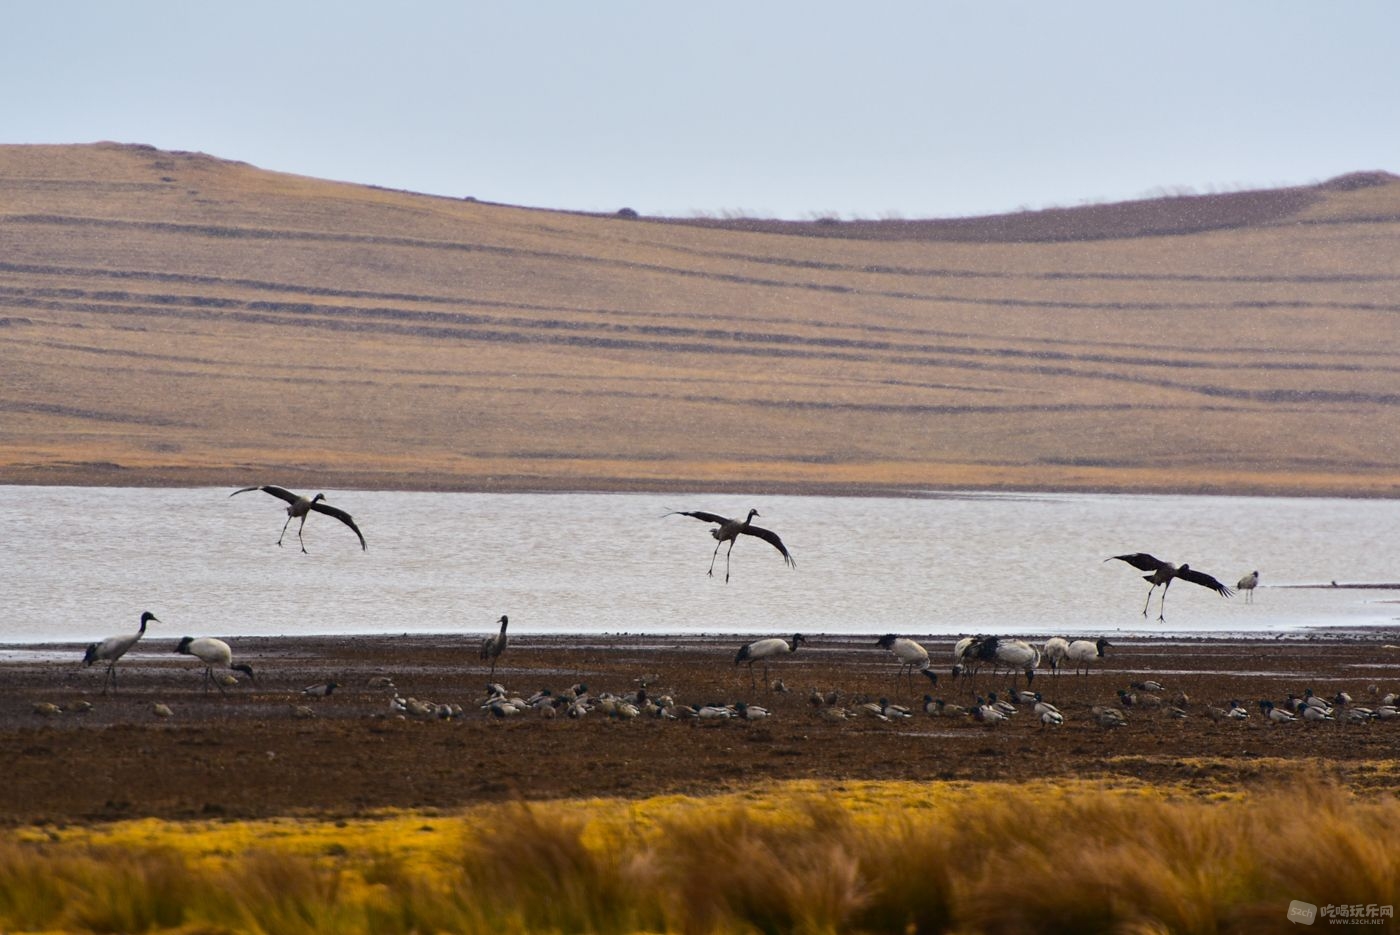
[{"xmin": 3, "ymin": 630, "xmax": 1400, "ymax": 825}]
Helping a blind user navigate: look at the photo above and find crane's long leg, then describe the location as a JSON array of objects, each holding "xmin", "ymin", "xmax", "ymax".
[
  {"xmin": 296, "ymin": 515, "xmax": 310, "ymax": 553},
  {"xmin": 103, "ymin": 662, "xmax": 117, "ymax": 696},
  {"xmin": 277, "ymin": 514, "xmax": 294, "ymax": 548},
  {"xmin": 724, "ymin": 539, "xmax": 737, "ymax": 583},
  {"xmin": 1141, "ymin": 585, "xmax": 1159, "ymax": 617},
  {"xmin": 1158, "ymin": 581, "xmax": 1171, "ymax": 621},
  {"xmin": 707, "ymin": 539, "xmax": 724, "ymax": 577}
]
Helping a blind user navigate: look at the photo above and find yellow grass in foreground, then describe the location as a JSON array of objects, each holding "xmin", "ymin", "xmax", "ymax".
[{"xmin": 1, "ymin": 778, "xmax": 1396, "ymax": 934}]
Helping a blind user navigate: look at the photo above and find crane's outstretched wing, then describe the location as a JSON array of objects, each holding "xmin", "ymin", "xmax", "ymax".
[
  {"xmin": 310, "ymin": 501, "xmax": 367, "ymax": 550},
  {"xmin": 742, "ymin": 524, "xmax": 796, "ymax": 569},
  {"xmin": 1177, "ymin": 567, "xmax": 1233, "ymax": 596},
  {"xmin": 666, "ymin": 510, "xmax": 733, "ymax": 526},
  {"xmin": 230, "ymin": 485, "xmax": 300, "ymax": 505},
  {"xmin": 1107, "ymin": 552, "xmax": 1168, "ymax": 573}
]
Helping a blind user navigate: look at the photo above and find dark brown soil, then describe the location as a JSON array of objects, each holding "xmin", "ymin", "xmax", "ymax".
[{"xmin": 5, "ymin": 632, "xmax": 1399, "ymax": 826}]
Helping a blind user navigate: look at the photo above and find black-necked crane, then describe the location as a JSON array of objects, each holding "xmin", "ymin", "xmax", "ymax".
[
  {"xmin": 735, "ymin": 634, "xmax": 804, "ymax": 689},
  {"xmin": 666, "ymin": 508, "xmax": 795, "ymax": 582},
  {"xmin": 480, "ymin": 614, "xmax": 509, "ymax": 677},
  {"xmin": 875, "ymin": 634, "xmax": 931, "ymax": 689},
  {"xmin": 951, "ymin": 635, "xmax": 981, "ymax": 680},
  {"xmin": 175, "ymin": 636, "xmax": 255, "ymax": 693},
  {"xmin": 1106, "ymin": 553, "xmax": 1233, "ymax": 620},
  {"xmin": 83, "ymin": 610, "xmax": 158, "ymax": 695},
  {"xmin": 964, "ymin": 635, "xmax": 1040, "ymax": 685},
  {"xmin": 1065, "ymin": 638, "xmax": 1111, "ymax": 676},
  {"xmin": 1237, "ymin": 570, "xmax": 1260, "ymax": 604},
  {"xmin": 229, "ymin": 485, "xmax": 366, "ymax": 553},
  {"xmin": 1042, "ymin": 637, "xmax": 1070, "ymax": 675}
]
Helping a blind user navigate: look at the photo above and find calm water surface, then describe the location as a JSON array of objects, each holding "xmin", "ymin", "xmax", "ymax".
[{"xmin": 3, "ymin": 486, "xmax": 1397, "ymax": 644}]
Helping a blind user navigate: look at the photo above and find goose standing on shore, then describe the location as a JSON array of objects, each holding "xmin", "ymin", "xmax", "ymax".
[
  {"xmin": 83, "ymin": 611, "xmax": 158, "ymax": 695},
  {"xmin": 229, "ymin": 485, "xmax": 366, "ymax": 553},
  {"xmin": 666, "ymin": 508, "xmax": 795, "ymax": 582}
]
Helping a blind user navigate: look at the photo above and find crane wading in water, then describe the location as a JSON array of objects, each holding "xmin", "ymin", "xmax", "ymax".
[
  {"xmin": 230, "ymin": 485, "xmax": 366, "ymax": 553},
  {"xmin": 1237, "ymin": 570, "xmax": 1260, "ymax": 604},
  {"xmin": 666, "ymin": 508, "xmax": 795, "ymax": 582}
]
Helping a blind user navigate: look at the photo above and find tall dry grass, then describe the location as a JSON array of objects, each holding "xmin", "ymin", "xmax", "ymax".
[{"xmin": 0, "ymin": 779, "xmax": 1395, "ymax": 934}]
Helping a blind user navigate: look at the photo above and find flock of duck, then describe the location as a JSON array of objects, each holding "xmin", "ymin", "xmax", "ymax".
[
  {"xmin": 65, "ymin": 607, "xmax": 1396, "ymax": 735},
  {"xmin": 718, "ymin": 629, "xmax": 1400, "ymax": 730}
]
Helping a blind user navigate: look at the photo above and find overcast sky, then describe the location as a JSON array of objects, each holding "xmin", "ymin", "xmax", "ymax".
[{"xmin": 5, "ymin": 1, "xmax": 1397, "ymax": 219}]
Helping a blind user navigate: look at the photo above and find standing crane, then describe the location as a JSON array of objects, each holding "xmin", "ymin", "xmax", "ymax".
[
  {"xmin": 1065, "ymin": 638, "xmax": 1112, "ymax": 676},
  {"xmin": 229, "ymin": 485, "xmax": 366, "ymax": 553},
  {"xmin": 875, "ymin": 634, "xmax": 931, "ymax": 689},
  {"xmin": 1236, "ymin": 570, "xmax": 1260, "ymax": 604},
  {"xmin": 83, "ymin": 611, "xmax": 159, "ymax": 695},
  {"xmin": 1106, "ymin": 553, "xmax": 1233, "ymax": 620},
  {"xmin": 480, "ymin": 614, "xmax": 509, "ymax": 677},
  {"xmin": 735, "ymin": 634, "xmax": 804, "ymax": 689},
  {"xmin": 964, "ymin": 635, "xmax": 1041, "ymax": 686},
  {"xmin": 174, "ymin": 636, "xmax": 255, "ymax": 693},
  {"xmin": 665, "ymin": 508, "xmax": 795, "ymax": 582}
]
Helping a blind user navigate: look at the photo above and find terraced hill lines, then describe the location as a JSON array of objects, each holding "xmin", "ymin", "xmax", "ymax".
[{"xmin": 1, "ymin": 142, "xmax": 1398, "ymax": 494}]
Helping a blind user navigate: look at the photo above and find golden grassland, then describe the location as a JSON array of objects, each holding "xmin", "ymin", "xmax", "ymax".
[
  {"xmin": 3, "ymin": 776, "xmax": 1397, "ymax": 934},
  {"xmin": 2, "ymin": 144, "xmax": 1400, "ymax": 496}
]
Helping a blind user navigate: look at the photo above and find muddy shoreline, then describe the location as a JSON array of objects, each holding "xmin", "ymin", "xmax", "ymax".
[{"xmin": 4, "ymin": 631, "xmax": 1400, "ymax": 826}]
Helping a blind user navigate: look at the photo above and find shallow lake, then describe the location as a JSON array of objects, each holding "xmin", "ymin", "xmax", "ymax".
[{"xmin": 3, "ymin": 486, "xmax": 1397, "ymax": 644}]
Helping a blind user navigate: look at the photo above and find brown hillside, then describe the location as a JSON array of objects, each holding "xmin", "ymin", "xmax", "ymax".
[{"xmin": 2, "ymin": 142, "xmax": 1399, "ymax": 496}]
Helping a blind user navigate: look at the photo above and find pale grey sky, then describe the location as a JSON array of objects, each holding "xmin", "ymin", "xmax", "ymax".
[{"xmin": 4, "ymin": 1, "xmax": 1397, "ymax": 219}]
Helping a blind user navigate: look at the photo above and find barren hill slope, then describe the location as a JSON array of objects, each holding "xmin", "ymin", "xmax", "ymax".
[{"xmin": 2, "ymin": 142, "xmax": 1399, "ymax": 496}]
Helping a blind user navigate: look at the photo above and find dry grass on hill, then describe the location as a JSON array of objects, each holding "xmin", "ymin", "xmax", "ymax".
[{"xmin": 2, "ymin": 142, "xmax": 1399, "ymax": 496}]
